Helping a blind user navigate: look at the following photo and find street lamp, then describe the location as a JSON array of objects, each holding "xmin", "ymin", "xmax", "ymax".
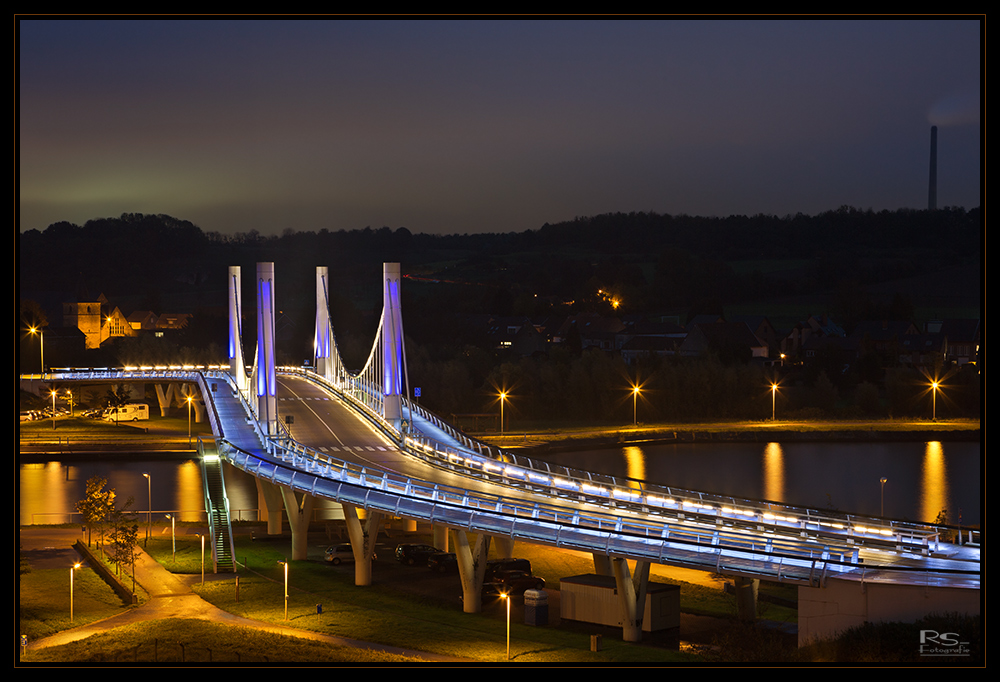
[
  {"xmin": 70, "ymin": 562, "xmax": 81, "ymax": 622},
  {"xmin": 142, "ymin": 472, "xmax": 151, "ymax": 546},
  {"xmin": 501, "ymin": 591, "xmax": 511, "ymax": 661},
  {"xmin": 880, "ymin": 477, "xmax": 887, "ymax": 517},
  {"xmin": 771, "ymin": 383, "xmax": 779, "ymax": 421},
  {"xmin": 632, "ymin": 384, "xmax": 640, "ymax": 426},
  {"xmin": 930, "ymin": 380, "xmax": 940, "ymax": 421},
  {"xmin": 165, "ymin": 514, "xmax": 176, "ymax": 562},
  {"xmin": 28, "ymin": 326, "xmax": 44, "ymax": 374},
  {"xmin": 51, "ymin": 390, "xmax": 58, "ymax": 429},
  {"xmin": 196, "ymin": 533, "xmax": 205, "ymax": 585},
  {"xmin": 278, "ymin": 560, "xmax": 289, "ymax": 620},
  {"xmin": 499, "ymin": 391, "xmax": 507, "ymax": 436}
]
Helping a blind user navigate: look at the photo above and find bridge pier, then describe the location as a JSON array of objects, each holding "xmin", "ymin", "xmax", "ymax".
[
  {"xmin": 255, "ymin": 479, "xmax": 285, "ymax": 535},
  {"xmin": 454, "ymin": 530, "xmax": 490, "ymax": 613},
  {"xmin": 153, "ymin": 383, "xmax": 205, "ymax": 421},
  {"xmin": 493, "ymin": 536, "xmax": 513, "ymax": 560},
  {"xmin": 733, "ymin": 576, "xmax": 760, "ymax": 622},
  {"xmin": 432, "ymin": 524, "xmax": 449, "ymax": 551},
  {"xmin": 611, "ymin": 556, "xmax": 651, "ymax": 642},
  {"xmin": 279, "ymin": 487, "xmax": 316, "ymax": 561},
  {"xmin": 343, "ymin": 503, "xmax": 382, "ymax": 586}
]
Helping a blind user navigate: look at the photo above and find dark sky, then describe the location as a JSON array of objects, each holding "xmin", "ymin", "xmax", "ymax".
[{"xmin": 18, "ymin": 18, "xmax": 982, "ymax": 237}]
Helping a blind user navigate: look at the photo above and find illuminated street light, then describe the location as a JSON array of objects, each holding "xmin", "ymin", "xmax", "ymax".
[
  {"xmin": 28, "ymin": 326, "xmax": 44, "ymax": 374},
  {"xmin": 278, "ymin": 560, "xmax": 289, "ymax": 620},
  {"xmin": 632, "ymin": 384, "xmax": 640, "ymax": 426},
  {"xmin": 196, "ymin": 533, "xmax": 205, "ymax": 585},
  {"xmin": 499, "ymin": 391, "xmax": 507, "ymax": 436},
  {"xmin": 142, "ymin": 472, "xmax": 151, "ymax": 546},
  {"xmin": 770, "ymin": 382, "xmax": 779, "ymax": 421},
  {"xmin": 50, "ymin": 390, "xmax": 58, "ymax": 429},
  {"xmin": 70, "ymin": 562, "xmax": 81, "ymax": 622},
  {"xmin": 930, "ymin": 380, "xmax": 940, "ymax": 421},
  {"xmin": 165, "ymin": 514, "xmax": 176, "ymax": 561},
  {"xmin": 880, "ymin": 477, "xmax": 888, "ymax": 517},
  {"xmin": 501, "ymin": 591, "xmax": 511, "ymax": 661}
]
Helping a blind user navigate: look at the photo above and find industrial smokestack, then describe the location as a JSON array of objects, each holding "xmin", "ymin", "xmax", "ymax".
[{"xmin": 928, "ymin": 125, "xmax": 938, "ymax": 210}]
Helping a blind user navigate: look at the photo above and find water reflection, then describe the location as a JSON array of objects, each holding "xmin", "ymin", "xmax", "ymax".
[
  {"xmin": 762, "ymin": 442, "xmax": 785, "ymax": 503},
  {"xmin": 920, "ymin": 441, "xmax": 950, "ymax": 525},
  {"xmin": 622, "ymin": 446, "xmax": 645, "ymax": 490}
]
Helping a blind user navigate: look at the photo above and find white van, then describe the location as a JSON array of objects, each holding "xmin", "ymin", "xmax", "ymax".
[{"xmin": 103, "ymin": 403, "xmax": 150, "ymax": 422}]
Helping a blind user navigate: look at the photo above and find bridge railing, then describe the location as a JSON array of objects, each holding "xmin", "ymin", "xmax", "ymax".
[
  {"xmin": 283, "ymin": 367, "xmax": 956, "ymax": 556},
  {"xmin": 218, "ymin": 436, "xmax": 980, "ymax": 589}
]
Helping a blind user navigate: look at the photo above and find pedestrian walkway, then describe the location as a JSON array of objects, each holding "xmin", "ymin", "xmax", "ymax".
[{"xmin": 19, "ymin": 527, "xmax": 469, "ymax": 662}]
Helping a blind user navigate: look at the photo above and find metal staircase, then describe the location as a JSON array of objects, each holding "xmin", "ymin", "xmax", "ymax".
[{"xmin": 199, "ymin": 438, "xmax": 235, "ymax": 573}]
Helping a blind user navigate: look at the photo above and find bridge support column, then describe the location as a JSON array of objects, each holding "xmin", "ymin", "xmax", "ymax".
[
  {"xmin": 454, "ymin": 530, "xmax": 490, "ymax": 613},
  {"xmin": 493, "ymin": 536, "xmax": 513, "ymax": 560},
  {"xmin": 592, "ymin": 553, "xmax": 613, "ymax": 576},
  {"xmin": 343, "ymin": 503, "xmax": 382, "ymax": 586},
  {"xmin": 279, "ymin": 487, "xmax": 315, "ymax": 561},
  {"xmin": 255, "ymin": 479, "xmax": 285, "ymax": 535},
  {"xmin": 432, "ymin": 524, "xmax": 449, "ymax": 551},
  {"xmin": 611, "ymin": 557, "xmax": 650, "ymax": 643},
  {"xmin": 734, "ymin": 576, "xmax": 759, "ymax": 622}
]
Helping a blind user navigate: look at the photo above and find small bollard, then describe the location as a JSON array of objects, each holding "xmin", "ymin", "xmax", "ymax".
[
  {"xmin": 590, "ymin": 634, "xmax": 602, "ymax": 652},
  {"xmin": 317, "ymin": 604, "xmax": 322, "ymax": 614}
]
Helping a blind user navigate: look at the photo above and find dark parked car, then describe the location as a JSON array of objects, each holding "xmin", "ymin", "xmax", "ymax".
[
  {"xmin": 394, "ymin": 543, "xmax": 441, "ymax": 566},
  {"xmin": 427, "ymin": 552, "xmax": 458, "ymax": 573},
  {"xmin": 485, "ymin": 557, "xmax": 531, "ymax": 581},
  {"xmin": 483, "ymin": 569, "xmax": 545, "ymax": 596}
]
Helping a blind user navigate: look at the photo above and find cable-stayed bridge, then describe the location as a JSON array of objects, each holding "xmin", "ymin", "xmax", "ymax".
[{"xmin": 30, "ymin": 262, "xmax": 980, "ymax": 645}]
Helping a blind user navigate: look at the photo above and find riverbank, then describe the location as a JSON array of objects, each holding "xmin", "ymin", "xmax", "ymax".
[{"xmin": 471, "ymin": 418, "xmax": 980, "ymax": 454}]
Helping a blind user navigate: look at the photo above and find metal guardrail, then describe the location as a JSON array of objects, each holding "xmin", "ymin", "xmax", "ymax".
[
  {"xmin": 34, "ymin": 369, "xmax": 981, "ymax": 588},
  {"xmin": 220, "ymin": 436, "xmax": 980, "ymax": 589}
]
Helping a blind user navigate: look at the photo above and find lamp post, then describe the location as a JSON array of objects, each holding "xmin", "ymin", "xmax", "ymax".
[
  {"xmin": 880, "ymin": 477, "xmax": 887, "ymax": 517},
  {"xmin": 771, "ymin": 383, "xmax": 778, "ymax": 421},
  {"xmin": 196, "ymin": 533, "xmax": 205, "ymax": 585},
  {"xmin": 28, "ymin": 326, "xmax": 44, "ymax": 374},
  {"xmin": 931, "ymin": 381, "xmax": 939, "ymax": 421},
  {"xmin": 165, "ymin": 514, "xmax": 176, "ymax": 562},
  {"xmin": 499, "ymin": 391, "xmax": 507, "ymax": 436},
  {"xmin": 51, "ymin": 390, "xmax": 57, "ymax": 429},
  {"xmin": 142, "ymin": 472, "xmax": 151, "ymax": 546},
  {"xmin": 70, "ymin": 562, "xmax": 81, "ymax": 622},
  {"xmin": 502, "ymin": 591, "xmax": 511, "ymax": 661},
  {"xmin": 278, "ymin": 560, "xmax": 289, "ymax": 620}
]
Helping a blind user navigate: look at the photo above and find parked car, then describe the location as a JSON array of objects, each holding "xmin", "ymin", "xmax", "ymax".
[
  {"xmin": 394, "ymin": 543, "xmax": 440, "ymax": 566},
  {"xmin": 485, "ymin": 557, "xmax": 531, "ymax": 581},
  {"xmin": 486, "ymin": 569, "xmax": 545, "ymax": 596},
  {"xmin": 427, "ymin": 552, "xmax": 458, "ymax": 573},
  {"xmin": 324, "ymin": 543, "xmax": 354, "ymax": 565}
]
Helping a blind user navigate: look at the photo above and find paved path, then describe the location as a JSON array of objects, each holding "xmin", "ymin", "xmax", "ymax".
[{"xmin": 19, "ymin": 528, "xmax": 469, "ymax": 662}]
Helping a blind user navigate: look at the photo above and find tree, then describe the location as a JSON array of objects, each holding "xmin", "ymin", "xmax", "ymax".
[
  {"xmin": 107, "ymin": 495, "xmax": 140, "ymax": 585},
  {"xmin": 104, "ymin": 383, "xmax": 132, "ymax": 424},
  {"xmin": 76, "ymin": 476, "xmax": 117, "ymax": 548}
]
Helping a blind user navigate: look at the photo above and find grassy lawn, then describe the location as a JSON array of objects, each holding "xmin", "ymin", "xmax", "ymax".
[
  {"xmin": 18, "ymin": 565, "xmax": 127, "ymax": 641},
  {"xmin": 151, "ymin": 534, "xmax": 703, "ymax": 663}
]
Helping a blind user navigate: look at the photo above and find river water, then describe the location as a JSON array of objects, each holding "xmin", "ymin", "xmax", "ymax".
[{"xmin": 19, "ymin": 440, "xmax": 981, "ymax": 528}]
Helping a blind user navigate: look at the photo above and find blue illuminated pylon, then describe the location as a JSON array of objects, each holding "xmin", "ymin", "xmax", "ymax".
[
  {"xmin": 257, "ymin": 262, "xmax": 277, "ymax": 434},
  {"xmin": 314, "ymin": 266, "xmax": 334, "ymax": 382},
  {"xmin": 382, "ymin": 263, "xmax": 407, "ymax": 430},
  {"xmin": 228, "ymin": 266, "xmax": 248, "ymax": 393}
]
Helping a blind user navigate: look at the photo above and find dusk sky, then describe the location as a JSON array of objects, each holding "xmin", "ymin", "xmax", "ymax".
[{"xmin": 18, "ymin": 18, "xmax": 982, "ymax": 237}]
